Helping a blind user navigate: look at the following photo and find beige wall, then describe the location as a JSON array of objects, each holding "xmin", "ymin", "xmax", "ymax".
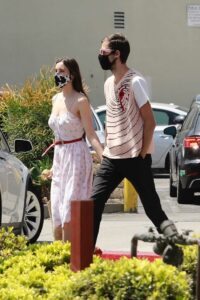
[{"xmin": 0, "ymin": 0, "xmax": 200, "ymax": 108}]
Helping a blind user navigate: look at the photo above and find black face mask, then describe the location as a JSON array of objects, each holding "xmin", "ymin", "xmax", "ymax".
[{"xmin": 98, "ymin": 54, "xmax": 116, "ymax": 70}]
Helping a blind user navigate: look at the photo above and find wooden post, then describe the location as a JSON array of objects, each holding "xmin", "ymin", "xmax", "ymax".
[{"xmin": 70, "ymin": 200, "xmax": 93, "ymax": 272}]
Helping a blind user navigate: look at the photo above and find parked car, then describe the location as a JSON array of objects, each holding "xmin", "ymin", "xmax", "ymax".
[
  {"xmin": 88, "ymin": 106, "xmax": 105, "ymax": 148},
  {"xmin": 164, "ymin": 95, "xmax": 200, "ymax": 204},
  {"xmin": 95, "ymin": 102, "xmax": 188, "ymax": 171},
  {"xmin": 0, "ymin": 130, "xmax": 44, "ymax": 242}
]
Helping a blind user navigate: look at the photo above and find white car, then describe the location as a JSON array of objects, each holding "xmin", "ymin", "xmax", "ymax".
[
  {"xmin": 95, "ymin": 102, "xmax": 188, "ymax": 171},
  {"xmin": 0, "ymin": 130, "xmax": 44, "ymax": 242}
]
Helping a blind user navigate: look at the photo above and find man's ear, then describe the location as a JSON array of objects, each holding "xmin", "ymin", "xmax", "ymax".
[{"xmin": 114, "ymin": 50, "xmax": 121, "ymax": 60}]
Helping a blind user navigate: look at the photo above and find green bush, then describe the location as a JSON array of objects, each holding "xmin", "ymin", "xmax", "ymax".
[
  {"xmin": 0, "ymin": 68, "xmax": 56, "ymax": 199},
  {"xmin": 0, "ymin": 227, "xmax": 28, "ymax": 263},
  {"xmin": 0, "ymin": 228, "xmax": 195, "ymax": 300},
  {"xmin": 180, "ymin": 244, "xmax": 198, "ymax": 297},
  {"xmin": 66, "ymin": 257, "xmax": 192, "ymax": 300},
  {"xmin": 30, "ymin": 157, "xmax": 52, "ymax": 200},
  {"xmin": 0, "ymin": 241, "xmax": 72, "ymax": 300},
  {"xmin": 0, "ymin": 68, "xmax": 56, "ymax": 169},
  {"xmin": 0, "ymin": 253, "xmax": 192, "ymax": 300}
]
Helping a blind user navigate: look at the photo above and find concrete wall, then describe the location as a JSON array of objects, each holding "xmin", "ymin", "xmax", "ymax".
[{"xmin": 0, "ymin": 0, "xmax": 200, "ymax": 108}]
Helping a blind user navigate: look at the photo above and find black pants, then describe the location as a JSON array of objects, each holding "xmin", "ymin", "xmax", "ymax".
[{"xmin": 91, "ymin": 155, "xmax": 168, "ymax": 246}]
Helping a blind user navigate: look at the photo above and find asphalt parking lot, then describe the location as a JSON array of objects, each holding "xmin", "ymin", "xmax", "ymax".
[{"xmin": 38, "ymin": 176, "xmax": 200, "ymax": 253}]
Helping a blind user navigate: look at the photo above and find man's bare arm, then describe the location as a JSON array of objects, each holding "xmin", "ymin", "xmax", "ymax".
[{"xmin": 139, "ymin": 101, "xmax": 156, "ymax": 158}]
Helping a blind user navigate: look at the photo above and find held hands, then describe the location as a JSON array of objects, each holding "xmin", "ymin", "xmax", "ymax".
[{"xmin": 90, "ymin": 150, "xmax": 102, "ymax": 163}]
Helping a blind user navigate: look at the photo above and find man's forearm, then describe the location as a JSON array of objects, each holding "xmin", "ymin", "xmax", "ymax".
[
  {"xmin": 140, "ymin": 123, "xmax": 155, "ymax": 157},
  {"xmin": 137, "ymin": 101, "xmax": 156, "ymax": 158}
]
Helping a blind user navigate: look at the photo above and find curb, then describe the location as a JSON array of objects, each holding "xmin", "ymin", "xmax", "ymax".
[
  {"xmin": 101, "ymin": 251, "xmax": 160, "ymax": 262},
  {"xmin": 103, "ymin": 203, "xmax": 124, "ymax": 213}
]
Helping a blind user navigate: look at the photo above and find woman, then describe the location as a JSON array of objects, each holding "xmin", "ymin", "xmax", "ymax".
[{"xmin": 47, "ymin": 57, "xmax": 103, "ymax": 242}]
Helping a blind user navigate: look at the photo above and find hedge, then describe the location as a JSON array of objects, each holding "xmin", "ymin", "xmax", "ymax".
[
  {"xmin": 0, "ymin": 68, "xmax": 56, "ymax": 170},
  {"xmin": 0, "ymin": 228, "xmax": 197, "ymax": 299}
]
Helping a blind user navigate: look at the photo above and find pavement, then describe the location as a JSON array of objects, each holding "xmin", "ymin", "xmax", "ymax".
[
  {"xmin": 39, "ymin": 212, "xmax": 200, "ymax": 254},
  {"xmin": 38, "ymin": 177, "xmax": 200, "ymax": 254}
]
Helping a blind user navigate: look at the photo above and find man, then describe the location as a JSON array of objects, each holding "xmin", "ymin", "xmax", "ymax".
[{"xmin": 92, "ymin": 33, "xmax": 178, "ymax": 247}]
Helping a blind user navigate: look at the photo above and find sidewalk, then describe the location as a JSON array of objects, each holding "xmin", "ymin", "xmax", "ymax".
[
  {"xmin": 39, "ymin": 212, "xmax": 200, "ymax": 253},
  {"xmin": 39, "ymin": 177, "xmax": 200, "ymax": 253}
]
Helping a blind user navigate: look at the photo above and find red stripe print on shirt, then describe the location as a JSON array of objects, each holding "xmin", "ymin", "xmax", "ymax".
[{"xmin": 103, "ymin": 69, "xmax": 144, "ymax": 158}]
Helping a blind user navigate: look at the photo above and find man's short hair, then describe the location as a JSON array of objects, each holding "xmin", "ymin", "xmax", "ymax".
[{"xmin": 106, "ymin": 33, "xmax": 130, "ymax": 63}]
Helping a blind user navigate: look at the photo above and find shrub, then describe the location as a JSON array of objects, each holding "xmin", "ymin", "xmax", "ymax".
[
  {"xmin": 66, "ymin": 257, "xmax": 192, "ymax": 299},
  {"xmin": 0, "ymin": 227, "xmax": 28, "ymax": 264},
  {"xmin": 180, "ymin": 244, "xmax": 198, "ymax": 297},
  {"xmin": 0, "ymin": 254, "xmax": 192, "ymax": 299},
  {"xmin": 0, "ymin": 228, "xmax": 194, "ymax": 299},
  {"xmin": 0, "ymin": 68, "xmax": 56, "ymax": 199},
  {"xmin": 0, "ymin": 233, "xmax": 72, "ymax": 300},
  {"xmin": 30, "ymin": 157, "xmax": 52, "ymax": 200},
  {"xmin": 0, "ymin": 68, "xmax": 56, "ymax": 169}
]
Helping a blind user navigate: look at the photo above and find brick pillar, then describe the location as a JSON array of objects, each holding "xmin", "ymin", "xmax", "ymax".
[{"xmin": 70, "ymin": 200, "xmax": 93, "ymax": 272}]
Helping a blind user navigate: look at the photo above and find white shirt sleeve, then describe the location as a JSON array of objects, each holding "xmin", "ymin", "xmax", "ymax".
[{"xmin": 132, "ymin": 76, "xmax": 150, "ymax": 108}]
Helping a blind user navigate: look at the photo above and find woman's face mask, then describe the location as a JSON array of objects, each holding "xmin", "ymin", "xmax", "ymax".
[{"xmin": 54, "ymin": 73, "xmax": 71, "ymax": 88}]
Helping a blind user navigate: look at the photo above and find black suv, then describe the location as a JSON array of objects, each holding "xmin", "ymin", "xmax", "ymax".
[{"xmin": 164, "ymin": 95, "xmax": 200, "ymax": 203}]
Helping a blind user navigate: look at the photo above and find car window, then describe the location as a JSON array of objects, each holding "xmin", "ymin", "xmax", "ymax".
[
  {"xmin": 181, "ymin": 108, "xmax": 197, "ymax": 131},
  {"xmin": 195, "ymin": 111, "xmax": 200, "ymax": 131},
  {"xmin": 92, "ymin": 113, "xmax": 99, "ymax": 131},
  {"xmin": 97, "ymin": 111, "xmax": 106, "ymax": 127},
  {"xmin": 153, "ymin": 109, "xmax": 170, "ymax": 125}
]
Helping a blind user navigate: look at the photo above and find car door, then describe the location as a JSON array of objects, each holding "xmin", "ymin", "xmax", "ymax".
[
  {"xmin": 151, "ymin": 109, "xmax": 174, "ymax": 168},
  {"xmin": 87, "ymin": 107, "xmax": 105, "ymax": 149},
  {"xmin": 0, "ymin": 132, "xmax": 23, "ymax": 224},
  {"xmin": 152, "ymin": 125, "xmax": 173, "ymax": 168},
  {"xmin": 0, "ymin": 135, "xmax": 9, "ymax": 224},
  {"xmin": 172, "ymin": 108, "xmax": 198, "ymax": 181}
]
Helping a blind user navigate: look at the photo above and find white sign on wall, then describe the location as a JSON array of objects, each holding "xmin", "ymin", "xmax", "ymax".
[{"xmin": 187, "ymin": 5, "xmax": 200, "ymax": 27}]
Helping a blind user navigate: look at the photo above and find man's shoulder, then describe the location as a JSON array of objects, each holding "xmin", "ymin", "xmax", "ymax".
[
  {"xmin": 131, "ymin": 69, "xmax": 145, "ymax": 80},
  {"xmin": 130, "ymin": 69, "xmax": 147, "ymax": 87}
]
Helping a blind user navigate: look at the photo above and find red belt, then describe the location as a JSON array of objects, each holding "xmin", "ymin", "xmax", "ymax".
[{"xmin": 42, "ymin": 137, "xmax": 83, "ymax": 156}]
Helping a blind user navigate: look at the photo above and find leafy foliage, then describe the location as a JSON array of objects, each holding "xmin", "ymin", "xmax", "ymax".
[
  {"xmin": 30, "ymin": 157, "xmax": 52, "ymax": 200},
  {"xmin": 180, "ymin": 244, "xmax": 198, "ymax": 297},
  {"xmin": 0, "ymin": 227, "xmax": 28, "ymax": 263},
  {"xmin": 0, "ymin": 68, "xmax": 56, "ymax": 169},
  {"xmin": 0, "ymin": 228, "xmax": 196, "ymax": 299},
  {"xmin": 66, "ymin": 257, "xmax": 191, "ymax": 300},
  {"xmin": 0, "ymin": 68, "xmax": 56, "ymax": 198}
]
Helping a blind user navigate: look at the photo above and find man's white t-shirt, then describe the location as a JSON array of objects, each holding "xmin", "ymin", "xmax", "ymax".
[{"xmin": 103, "ymin": 68, "xmax": 154, "ymax": 159}]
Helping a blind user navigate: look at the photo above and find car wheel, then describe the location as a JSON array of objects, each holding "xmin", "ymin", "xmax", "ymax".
[
  {"xmin": 177, "ymin": 174, "xmax": 192, "ymax": 204},
  {"xmin": 169, "ymin": 166, "xmax": 177, "ymax": 197},
  {"xmin": 22, "ymin": 186, "xmax": 44, "ymax": 243}
]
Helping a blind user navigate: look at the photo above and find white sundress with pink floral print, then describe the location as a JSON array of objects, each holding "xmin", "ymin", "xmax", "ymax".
[{"xmin": 48, "ymin": 100, "xmax": 93, "ymax": 227}]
